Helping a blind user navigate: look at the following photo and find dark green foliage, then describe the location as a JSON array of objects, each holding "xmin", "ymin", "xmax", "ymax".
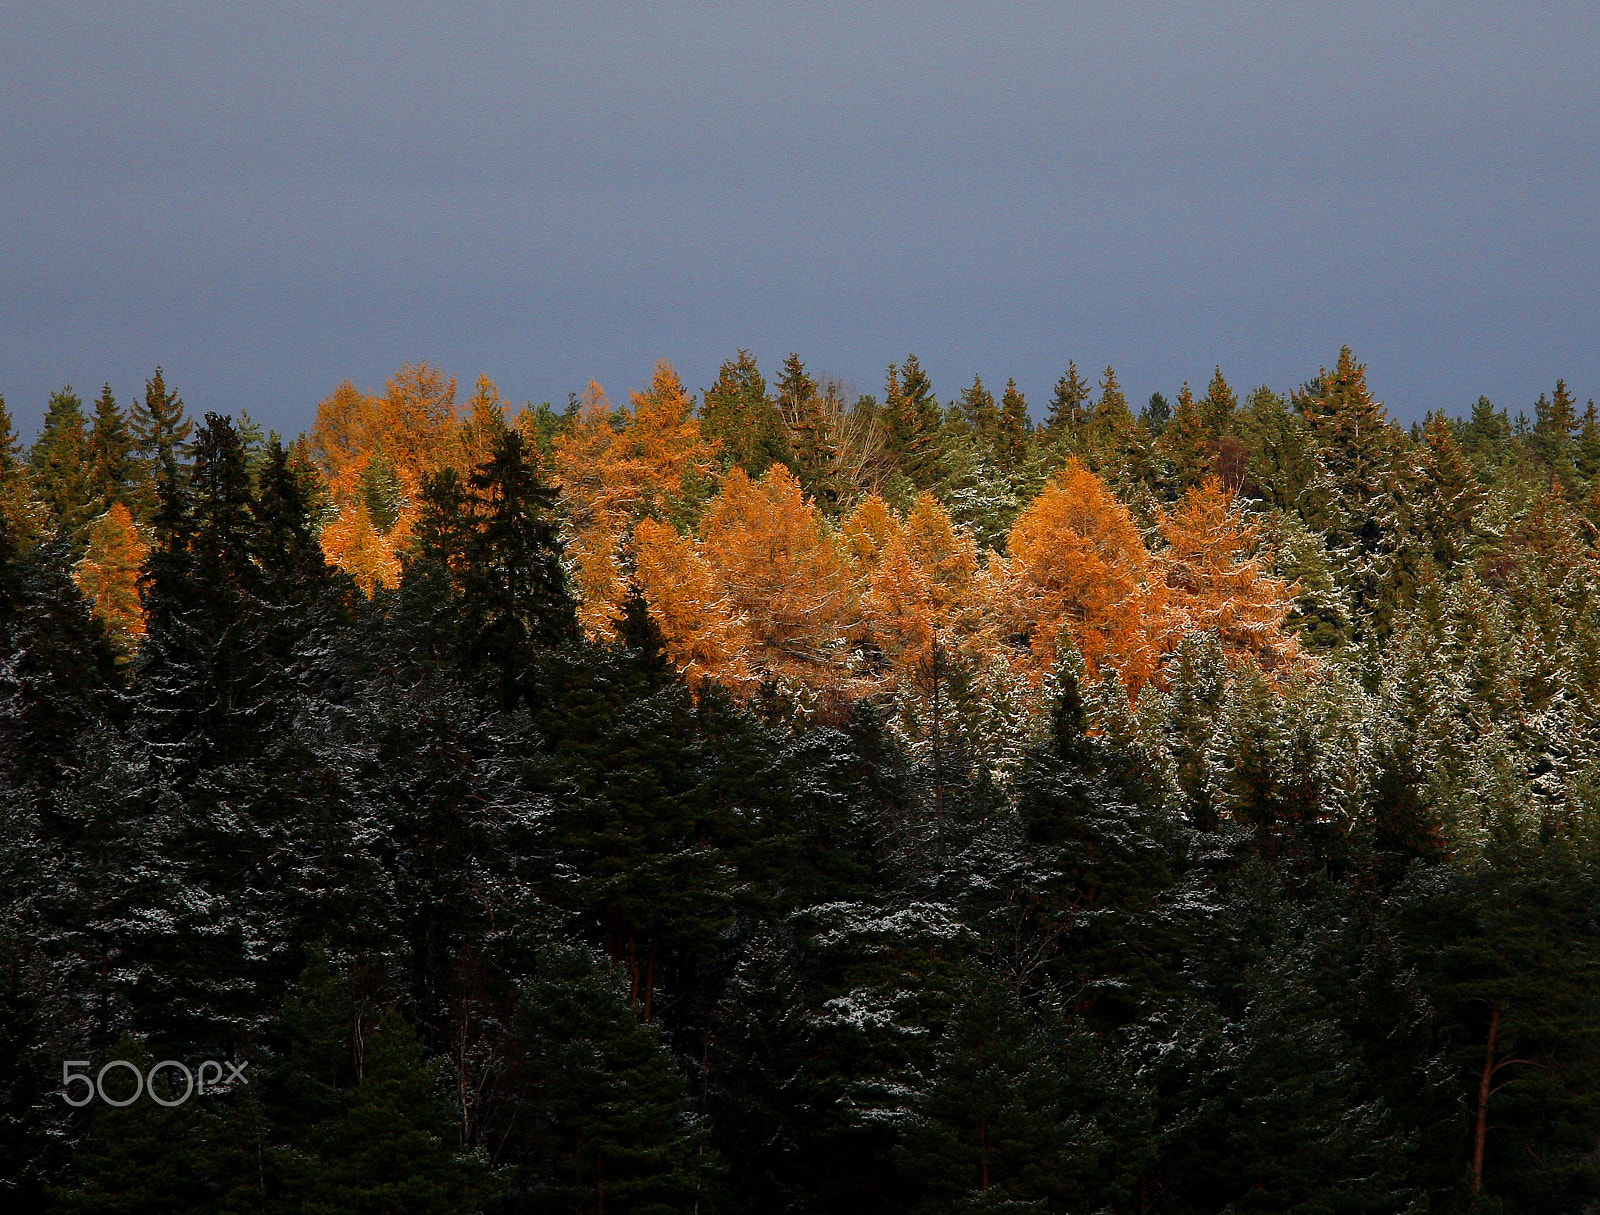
[
  {"xmin": 29, "ymin": 387, "xmax": 95, "ymax": 545},
  {"xmin": 702, "ymin": 349, "xmax": 794, "ymax": 479},
  {"xmin": 128, "ymin": 366, "xmax": 192, "ymax": 485},
  {"xmin": 507, "ymin": 944, "xmax": 711, "ymax": 1214},
  {"xmin": 13, "ymin": 353, "xmax": 1600, "ymax": 1215}
]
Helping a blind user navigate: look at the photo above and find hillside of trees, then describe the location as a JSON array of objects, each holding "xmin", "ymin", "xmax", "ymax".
[{"xmin": 4, "ymin": 348, "xmax": 1600, "ymax": 1213}]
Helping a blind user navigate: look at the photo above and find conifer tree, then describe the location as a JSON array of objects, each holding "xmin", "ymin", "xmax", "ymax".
[
  {"xmin": 1199, "ymin": 365, "xmax": 1239, "ymax": 435},
  {"xmin": 884, "ymin": 355, "xmax": 945, "ymax": 491},
  {"xmin": 996, "ymin": 378, "xmax": 1032, "ymax": 475},
  {"xmin": 775, "ymin": 352, "xmax": 840, "ymax": 507},
  {"xmin": 29, "ymin": 386, "xmax": 95, "ymax": 545},
  {"xmin": 86, "ymin": 384, "xmax": 139, "ymax": 516},
  {"xmin": 1531, "ymin": 379, "xmax": 1580, "ymax": 490},
  {"xmin": 702, "ymin": 349, "xmax": 794, "ymax": 479},
  {"xmin": 1045, "ymin": 361, "xmax": 1092, "ymax": 438},
  {"xmin": 451, "ymin": 428, "xmax": 579, "ymax": 710},
  {"xmin": 73, "ymin": 502, "xmax": 148, "ymax": 657},
  {"xmin": 0, "ymin": 394, "xmax": 43, "ymax": 546},
  {"xmin": 509, "ymin": 943, "xmax": 713, "ymax": 1214},
  {"xmin": 1140, "ymin": 390, "xmax": 1171, "ymax": 435},
  {"xmin": 1159, "ymin": 381, "xmax": 1213, "ymax": 491},
  {"xmin": 954, "ymin": 374, "xmax": 999, "ymax": 447},
  {"xmin": 1416, "ymin": 411, "xmax": 1483, "ymax": 571},
  {"xmin": 1576, "ymin": 400, "xmax": 1600, "ymax": 484},
  {"xmin": 128, "ymin": 366, "xmax": 192, "ymax": 485}
]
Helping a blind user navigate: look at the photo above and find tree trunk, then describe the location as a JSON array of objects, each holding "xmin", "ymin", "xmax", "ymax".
[{"xmin": 1473, "ymin": 1003, "xmax": 1500, "ymax": 1193}]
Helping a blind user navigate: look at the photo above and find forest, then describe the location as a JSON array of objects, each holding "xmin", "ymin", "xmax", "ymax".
[{"xmin": 3, "ymin": 346, "xmax": 1600, "ymax": 1213}]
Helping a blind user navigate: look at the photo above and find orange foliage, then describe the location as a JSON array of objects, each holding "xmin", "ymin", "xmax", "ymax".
[
  {"xmin": 309, "ymin": 363, "xmax": 472, "ymax": 592},
  {"xmin": 838, "ymin": 493, "xmax": 901, "ymax": 573},
  {"xmin": 1157, "ymin": 479, "xmax": 1301, "ymax": 670},
  {"xmin": 553, "ymin": 362, "xmax": 720, "ymax": 636},
  {"xmin": 1001, "ymin": 460, "xmax": 1158, "ymax": 688},
  {"xmin": 632, "ymin": 517, "xmax": 753, "ymax": 686},
  {"xmin": 861, "ymin": 493, "xmax": 988, "ymax": 676},
  {"xmin": 319, "ymin": 459, "xmax": 409, "ymax": 597},
  {"xmin": 700, "ymin": 466, "xmax": 857, "ymax": 687},
  {"xmin": 74, "ymin": 502, "xmax": 148, "ymax": 651}
]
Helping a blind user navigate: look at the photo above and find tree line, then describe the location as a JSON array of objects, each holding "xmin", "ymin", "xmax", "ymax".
[{"xmin": 2, "ymin": 348, "xmax": 1600, "ymax": 1212}]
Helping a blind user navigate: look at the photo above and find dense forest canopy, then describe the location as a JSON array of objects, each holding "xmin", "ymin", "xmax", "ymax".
[{"xmin": 4, "ymin": 347, "xmax": 1600, "ymax": 1213}]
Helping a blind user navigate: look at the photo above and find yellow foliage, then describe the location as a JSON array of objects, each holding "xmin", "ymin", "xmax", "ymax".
[
  {"xmin": 1158, "ymin": 478, "xmax": 1300, "ymax": 672},
  {"xmin": 838, "ymin": 492, "xmax": 902, "ymax": 573},
  {"xmin": 553, "ymin": 364, "xmax": 721, "ymax": 636},
  {"xmin": 1002, "ymin": 460, "xmax": 1158, "ymax": 688},
  {"xmin": 632, "ymin": 517, "xmax": 752, "ymax": 686},
  {"xmin": 862, "ymin": 493, "xmax": 988, "ymax": 676},
  {"xmin": 74, "ymin": 502, "xmax": 148, "ymax": 652},
  {"xmin": 700, "ymin": 466, "xmax": 857, "ymax": 687}
]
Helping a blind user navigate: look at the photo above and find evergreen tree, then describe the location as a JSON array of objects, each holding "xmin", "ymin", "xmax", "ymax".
[
  {"xmin": 996, "ymin": 378, "xmax": 1032, "ymax": 476},
  {"xmin": 775, "ymin": 353, "xmax": 841, "ymax": 508},
  {"xmin": 128, "ymin": 367, "xmax": 192, "ymax": 495},
  {"xmin": 884, "ymin": 355, "xmax": 945, "ymax": 491},
  {"xmin": 1045, "ymin": 360, "xmax": 1092, "ymax": 439},
  {"xmin": 701, "ymin": 349, "xmax": 794, "ymax": 479},
  {"xmin": 1140, "ymin": 390, "xmax": 1171, "ymax": 435},
  {"xmin": 1531, "ymin": 379, "xmax": 1580, "ymax": 490},
  {"xmin": 455, "ymin": 428, "xmax": 579, "ymax": 709},
  {"xmin": 507, "ymin": 943, "xmax": 712, "ymax": 1215},
  {"xmin": 86, "ymin": 384, "xmax": 139, "ymax": 516},
  {"xmin": 29, "ymin": 387, "xmax": 95, "ymax": 546}
]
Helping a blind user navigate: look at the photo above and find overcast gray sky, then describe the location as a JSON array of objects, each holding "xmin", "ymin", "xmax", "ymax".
[{"xmin": 3, "ymin": 1, "xmax": 1597, "ymax": 439}]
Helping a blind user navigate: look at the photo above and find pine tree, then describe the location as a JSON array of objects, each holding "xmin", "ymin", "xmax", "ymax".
[
  {"xmin": 996, "ymin": 378, "xmax": 1033, "ymax": 475},
  {"xmin": 1531, "ymin": 379, "xmax": 1580, "ymax": 491},
  {"xmin": 301, "ymin": 1007, "xmax": 503, "ymax": 1214},
  {"xmin": 1159, "ymin": 381, "xmax": 1213, "ymax": 491},
  {"xmin": 954, "ymin": 373, "xmax": 999, "ymax": 447},
  {"xmin": 508, "ymin": 943, "xmax": 713, "ymax": 1214},
  {"xmin": 134, "ymin": 413, "xmax": 271, "ymax": 764},
  {"xmin": 1140, "ymin": 390, "xmax": 1172, "ymax": 436},
  {"xmin": 452, "ymin": 428, "xmax": 579, "ymax": 710},
  {"xmin": 885, "ymin": 354, "xmax": 945, "ymax": 492},
  {"xmin": 1416, "ymin": 411, "xmax": 1483, "ymax": 572},
  {"xmin": 1199, "ymin": 365, "xmax": 1239, "ymax": 435},
  {"xmin": 0, "ymin": 502, "xmax": 122, "ymax": 790},
  {"xmin": 1045, "ymin": 361, "xmax": 1092, "ymax": 438}
]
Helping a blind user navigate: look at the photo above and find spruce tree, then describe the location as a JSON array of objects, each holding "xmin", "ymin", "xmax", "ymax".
[
  {"xmin": 1140, "ymin": 390, "xmax": 1171, "ymax": 435},
  {"xmin": 509, "ymin": 943, "xmax": 713, "ymax": 1214},
  {"xmin": 885, "ymin": 354, "xmax": 945, "ymax": 491},
  {"xmin": 128, "ymin": 367, "xmax": 192, "ymax": 497},
  {"xmin": 85, "ymin": 384, "xmax": 139, "ymax": 516},
  {"xmin": 775, "ymin": 353, "xmax": 841, "ymax": 508},
  {"xmin": 455, "ymin": 428, "xmax": 579, "ymax": 710},
  {"xmin": 701, "ymin": 349, "xmax": 794, "ymax": 479},
  {"xmin": 1531, "ymin": 379, "xmax": 1580, "ymax": 490},
  {"xmin": 996, "ymin": 378, "xmax": 1033, "ymax": 476},
  {"xmin": 29, "ymin": 387, "xmax": 95, "ymax": 546},
  {"xmin": 1045, "ymin": 361, "xmax": 1092, "ymax": 438}
]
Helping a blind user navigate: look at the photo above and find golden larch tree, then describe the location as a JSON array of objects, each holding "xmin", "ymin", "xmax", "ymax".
[
  {"xmin": 1001, "ymin": 459, "xmax": 1158, "ymax": 689},
  {"xmin": 74, "ymin": 502, "xmax": 148, "ymax": 653},
  {"xmin": 553, "ymin": 363, "xmax": 721, "ymax": 637},
  {"xmin": 631, "ymin": 517, "xmax": 753, "ymax": 687},
  {"xmin": 1157, "ymin": 478, "xmax": 1301, "ymax": 673},
  {"xmin": 700, "ymin": 466, "xmax": 857, "ymax": 687}
]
